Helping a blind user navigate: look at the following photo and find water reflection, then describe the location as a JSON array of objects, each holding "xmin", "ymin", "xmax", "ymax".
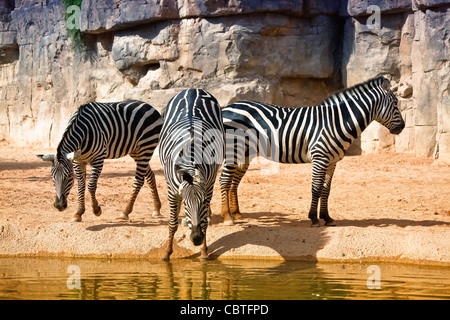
[{"xmin": 0, "ymin": 258, "xmax": 449, "ymax": 300}]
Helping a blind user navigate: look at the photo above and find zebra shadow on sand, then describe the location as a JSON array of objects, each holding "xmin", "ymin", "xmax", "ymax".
[
  {"xmin": 196, "ymin": 211, "xmax": 331, "ymax": 261},
  {"xmin": 190, "ymin": 211, "xmax": 450, "ymax": 261}
]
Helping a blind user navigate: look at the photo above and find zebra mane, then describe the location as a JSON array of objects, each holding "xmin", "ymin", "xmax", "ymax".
[
  {"xmin": 56, "ymin": 103, "xmax": 89, "ymax": 160},
  {"xmin": 322, "ymin": 75, "xmax": 387, "ymax": 104}
]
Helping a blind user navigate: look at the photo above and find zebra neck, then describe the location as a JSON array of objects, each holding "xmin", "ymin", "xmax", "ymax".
[
  {"xmin": 56, "ymin": 124, "xmax": 85, "ymax": 161},
  {"xmin": 333, "ymin": 90, "xmax": 375, "ymax": 141}
]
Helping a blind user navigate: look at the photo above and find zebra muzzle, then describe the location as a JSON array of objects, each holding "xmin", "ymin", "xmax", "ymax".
[
  {"xmin": 54, "ymin": 196, "xmax": 67, "ymax": 212},
  {"xmin": 190, "ymin": 225, "xmax": 204, "ymax": 246},
  {"xmin": 390, "ymin": 121, "xmax": 405, "ymax": 135}
]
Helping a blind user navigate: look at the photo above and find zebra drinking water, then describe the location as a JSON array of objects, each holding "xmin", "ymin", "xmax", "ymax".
[
  {"xmin": 159, "ymin": 89, "xmax": 224, "ymax": 261},
  {"xmin": 37, "ymin": 100, "xmax": 163, "ymax": 222},
  {"xmin": 220, "ymin": 76, "xmax": 405, "ymax": 227}
]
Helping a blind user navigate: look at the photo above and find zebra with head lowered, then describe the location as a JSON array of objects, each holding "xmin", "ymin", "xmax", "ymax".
[
  {"xmin": 37, "ymin": 100, "xmax": 163, "ymax": 222},
  {"xmin": 159, "ymin": 89, "xmax": 224, "ymax": 261},
  {"xmin": 220, "ymin": 76, "xmax": 405, "ymax": 227}
]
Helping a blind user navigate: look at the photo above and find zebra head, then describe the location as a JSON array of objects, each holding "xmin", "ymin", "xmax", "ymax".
[
  {"xmin": 37, "ymin": 151, "xmax": 79, "ymax": 212},
  {"xmin": 176, "ymin": 164, "xmax": 209, "ymax": 246},
  {"xmin": 374, "ymin": 77, "xmax": 405, "ymax": 135}
]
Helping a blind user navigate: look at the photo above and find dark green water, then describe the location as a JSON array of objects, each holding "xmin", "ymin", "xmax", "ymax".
[{"xmin": 0, "ymin": 257, "xmax": 449, "ymax": 300}]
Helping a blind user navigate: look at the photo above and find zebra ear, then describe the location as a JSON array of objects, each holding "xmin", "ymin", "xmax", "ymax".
[
  {"xmin": 194, "ymin": 168, "xmax": 204, "ymax": 183},
  {"xmin": 179, "ymin": 183, "xmax": 184, "ymax": 195},
  {"xmin": 381, "ymin": 78, "xmax": 391, "ymax": 92},
  {"xmin": 37, "ymin": 154, "xmax": 55, "ymax": 162}
]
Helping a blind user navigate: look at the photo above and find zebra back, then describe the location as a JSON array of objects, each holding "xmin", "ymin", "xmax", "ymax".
[
  {"xmin": 222, "ymin": 76, "xmax": 404, "ymax": 165},
  {"xmin": 160, "ymin": 89, "xmax": 225, "ymax": 190},
  {"xmin": 57, "ymin": 100, "xmax": 162, "ymax": 162}
]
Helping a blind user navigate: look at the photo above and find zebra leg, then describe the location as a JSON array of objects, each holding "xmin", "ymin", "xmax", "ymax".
[
  {"xmin": 219, "ymin": 164, "xmax": 237, "ymax": 225},
  {"xmin": 119, "ymin": 162, "xmax": 145, "ymax": 220},
  {"xmin": 319, "ymin": 163, "xmax": 337, "ymax": 226},
  {"xmin": 207, "ymin": 206, "xmax": 212, "ymax": 226},
  {"xmin": 119, "ymin": 161, "xmax": 161, "ymax": 220},
  {"xmin": 205, "ymin": 184, "xmax": 214, "ymax": 226},
  {"xmin": 72, "ymin": 162, "xmax": 87, "ymax": 222},
  {"xmin": 88, "ymin": 159, "xmax": 104, "ymax": 217},
  {"xmin": 308, "ymin": 160, "xmax": 328, "ymax": 227},
  {"xmin": 163, "ymin": 192, "xmax": 181, "ymax": 261},
  {"xmin": 229, "ymin": 163, "xmax": 249, "ymax": 220},
  {"xmin": 201, "ymin": 193, "xmax": 213, "ymax": 258},
  {"xmin": 200, "ymin": 228, "xmax": 209, "ymax": 259},
  {"xmin": 146, "ymin": 165, "xmax": 162, "ymax": 217}
]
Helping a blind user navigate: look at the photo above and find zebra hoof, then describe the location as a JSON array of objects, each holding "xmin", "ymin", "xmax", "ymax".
[
  {"xmin": 116, "ymin": 213, "xmax": 129, "ymax": 220},
  {"xmin": 93, "ymin": 206, "xmax": 102, "ymax": 217},
  {"xmin": 152, "ymin": 210, "xmax": 161, "ymax": 217},
  {"xmin": 162, "ymin": 252, "xmax": 172, "ymax": 262},
  {"xmin": 232, "ymin": 213, "xmax": 244, "ymax": 220},
  {"xmin": 310, "ymin": 221, "xmax": 320, "ymax": 228},
  {"xmin": 200, "ymin": 254, "xmax": 210, "ymax": 260},
  {"xmin": 223, "ymin": 219, "xmax": 234, "ymax": 226},
  {"xmin": 325, "ymin": 220, "xmax": 337, "ymax": 227},
  {"xmin": 71, "ymin": 215, "xmax": 82, "ymax": 222}
]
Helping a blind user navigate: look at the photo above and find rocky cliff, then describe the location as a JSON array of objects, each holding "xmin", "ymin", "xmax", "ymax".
[{"xmin": 0, "ymin": 0, "xmax": 449, "ymax": 161}]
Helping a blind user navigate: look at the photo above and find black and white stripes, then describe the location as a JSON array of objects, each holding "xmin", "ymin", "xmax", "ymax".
[
  {"xmin": 159, "ymin": 89, "xmax": 224, "ymax": 261},
  {"xmin": 38, "ymin": 100, "xmax": 162, "ymax": 222},
  {"xmin": 219, "ymin": 76, "xmax": 405, "ymax": 226},
  {"xmin": 37, "ymin": 76, "xmax": 406, "ymax": 260}
]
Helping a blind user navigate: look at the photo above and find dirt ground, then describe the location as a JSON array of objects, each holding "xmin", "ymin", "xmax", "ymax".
[{"xmin": 0, "ymin": 143, "xmax": 449, "ymax": 265}]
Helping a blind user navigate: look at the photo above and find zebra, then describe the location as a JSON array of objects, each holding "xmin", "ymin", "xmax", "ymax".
[
  {"xmin": 220, "ymin": 76, "xmax": 405, "ymax": 227},
  {"xmin": 159, "ymin": 89, "xmax": 224, "ymax": 261},
  {"xmin": 37, "ymin": 100, "xmax": 163, "ymax": 222}
]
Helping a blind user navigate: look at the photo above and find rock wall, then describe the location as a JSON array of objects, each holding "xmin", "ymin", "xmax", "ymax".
[
  {"xmin": 0, "ymin": 0, "xmax": 449, "ymax": 161},
  {"xmin": 343, "ymin": 0, "xmax": 449, "ymax": 159}
]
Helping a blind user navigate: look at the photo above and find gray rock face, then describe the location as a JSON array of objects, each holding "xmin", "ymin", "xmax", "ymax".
[
  {"xmin": 79, "ymin": 0, "xmax": 305, "ymax": 33},
  {"xmin": 0, "ymin": 0, "xmax": 449, "ymax": 162},
  {"xmin": 343, "ymin": 5, "xmax": 449, "ymax": 159}
]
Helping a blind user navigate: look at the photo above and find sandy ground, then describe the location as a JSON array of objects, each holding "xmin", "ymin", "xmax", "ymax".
[{"xmin": 0, "ymin": 144, "xmax": 449, "ymax": 265}]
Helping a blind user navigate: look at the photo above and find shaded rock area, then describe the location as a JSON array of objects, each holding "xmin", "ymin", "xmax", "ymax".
[{"xmin": 0, "ymin": 0, "xmax": 449, "ymax": 161}]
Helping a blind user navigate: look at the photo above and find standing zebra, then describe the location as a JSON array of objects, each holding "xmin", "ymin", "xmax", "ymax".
[
  {"xmin": 220, "ymin": 76, "xmax": 405, "ymax": 227},
  {"xmin": 159, "ymin": 89, "xmax": 224, "ymax": 261},
  {"xmin": 37, "ymin": 100, "xmax": 163, "ymax": 222}
]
